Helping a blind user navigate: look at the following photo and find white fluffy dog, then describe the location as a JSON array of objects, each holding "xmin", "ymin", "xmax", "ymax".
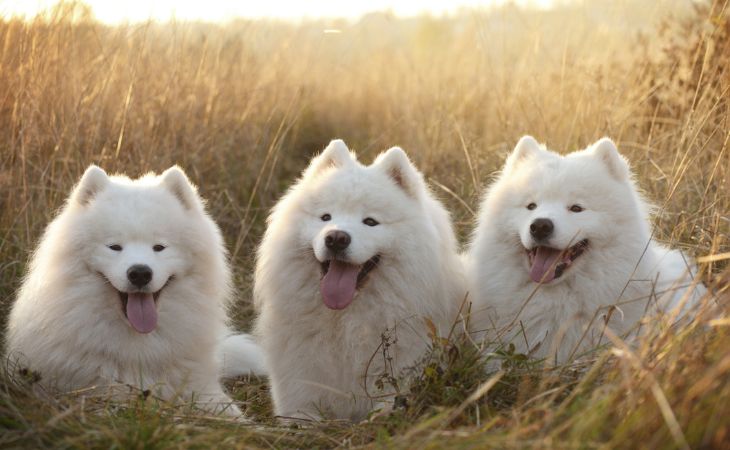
[
  {"xmin": 5, "ymin": 166, "xmax": 264, "ymax": 415},
  {"xmin": 254, "ymin": 140, "xmax": 466, "ymax": 421},
  {"xmin": 466, "ymin": 136, "xmax": 705, "ymax": 364}
]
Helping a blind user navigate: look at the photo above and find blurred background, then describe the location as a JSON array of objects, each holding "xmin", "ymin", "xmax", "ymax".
[{"xmin": 0, "ymin": 0, "xmax": 727, "ymax": 329}]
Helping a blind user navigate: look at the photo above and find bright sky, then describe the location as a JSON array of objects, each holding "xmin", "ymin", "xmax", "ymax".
[{"xmin": 1, "ymin": 0, "xmax": 556, "ymax": 23}]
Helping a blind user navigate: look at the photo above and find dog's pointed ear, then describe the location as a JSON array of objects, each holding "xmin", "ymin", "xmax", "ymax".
[
  {"xmin": 373, "ymin": 146, "xmax": 423, "ymax": 198},
  {"xmin": 590, "ymin": 138, "xmax": 629, "ymax": 181},
  {"xmin": 504, "ymin": 135, "xmax": 544, "ymax": 172},
  {"xmin": 304, "ymin": 139, "xmax": 355, "ymax": 178},
  {"xmin": 161, "ymin": 166, "xmax": 201, "ymax": 210},
  {"xmin": 72, "ymin": 165, "xmax": 109, "ymax": 205}
]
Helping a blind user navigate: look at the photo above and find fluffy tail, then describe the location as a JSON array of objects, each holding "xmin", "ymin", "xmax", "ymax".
[
  {"xmin": 219, "ymin": 333, "xmax": 267, "ymax": 378},
  {"xmin": 655, "ymin": 248, "xmax": 708, "ymax": 316}
]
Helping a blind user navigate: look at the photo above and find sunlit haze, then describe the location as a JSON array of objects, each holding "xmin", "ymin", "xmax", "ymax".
[{"xmin": 1, "ymin": 0, "xmax": 558, "ymax": 23}]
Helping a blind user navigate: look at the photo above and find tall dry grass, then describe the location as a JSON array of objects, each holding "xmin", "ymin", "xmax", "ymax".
[{"xmin": 0, "ymin": 0, "xmax": 728, "ymax": 448}]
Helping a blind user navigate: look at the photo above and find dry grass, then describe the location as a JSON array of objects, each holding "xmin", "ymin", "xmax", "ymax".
[{"xmin": 0, "ymin": 0, "xmax": 729, "ymax": 448}]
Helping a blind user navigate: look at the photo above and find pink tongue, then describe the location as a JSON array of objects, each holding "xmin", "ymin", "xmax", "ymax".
[
  {"xmin": 320, "ymin": 260, "xmax": 360, "ymax": 310},
  {"xmin": 529, "ymin": 247, "xmax": 564, "ymax": 283},
  {"xmin": 126, "ymin": 292, "xmax": 158, "ymax": 333}
]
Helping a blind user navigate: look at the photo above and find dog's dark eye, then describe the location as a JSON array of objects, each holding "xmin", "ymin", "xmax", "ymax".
[
  {"xmin": 363, "ymin": 217, "xmax": 379, "ymax": 227},
  {"xmin": 569, "ymin": 204, "xmax": 584, "ymax": 213},
  {"xmin": 321, "ymin": 214, "xmax": 331, "ymax": 221},
  {"xmin": 527, "ymin": 202, "xmax": 537, "ymax": 210},
  {"xmin": 153, "ymin": 244, "xmax": 166, "ymax": 252},
  {"xmin": 108, "ymin": 244, "xmax": 123, "ymax": 251}
]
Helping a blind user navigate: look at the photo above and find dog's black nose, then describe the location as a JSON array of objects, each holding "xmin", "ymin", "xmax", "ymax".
[
  {"xmin": 127, "ymin": 264, "xmax": 153, "ymax": 288},
  {"xmin": 325, "ymin": 230, "xmax": 351, "ymax": 252},
  {"xmin": 530, "ymin": 218, "xmax": 554, "ymax": 241}
]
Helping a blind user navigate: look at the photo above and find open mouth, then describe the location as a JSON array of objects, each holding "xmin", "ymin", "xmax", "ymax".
[
  {"xmin": 526, "ymin": 239, "xmax": 588, "ymax": 283},
  {"xmin": 97, "ymin": 273, "xmax": 172, "ymax": 334},
  {"xmin": 117, "ymin": 286, "xmax": 165, "ymax": 334},
  {"xmin": 118, "ymin": 289, "xmax": 163, "ymax": 315},
  {"xmin": 319, "ymin": 255, "xmax": 380, "ymax": 310}
]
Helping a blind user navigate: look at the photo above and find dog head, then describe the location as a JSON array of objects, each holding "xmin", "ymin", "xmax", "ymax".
[
  {"xmin": 282, "ymin": 139, "xmax": 431, "ymax": 310},
  {"xmin": 67, "ymin": 165, "xmax": 219, "ymax": 333},
  {"xmin": 486, "ymin": 136, "xmax": 648, "ymax": 284}
]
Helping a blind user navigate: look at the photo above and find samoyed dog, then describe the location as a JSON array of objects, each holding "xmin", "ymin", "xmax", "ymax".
[
  {"xmin": 5, "ymin": 165, "xmax": 264, "ymax": 415},
  {"xmin": 254, "ymin": 140, "xmax": 466, "ymax": 421},
  {"xmin": 466, "ymin": 136, "xmax": 704, "ymax": 364}
]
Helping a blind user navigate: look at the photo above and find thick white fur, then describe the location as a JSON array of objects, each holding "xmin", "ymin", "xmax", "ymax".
[
  {"xmin": 220, "ymin": 334, "xmax": 267, "ymax": 378},
  {"xmin": 5, "ymin": 165, "xmax": 261, "ymax": 415},
  {"xmin": 466, "ymin": 136, "xmax": 705, "ymax": 364},
  {"xmin": 254, "ymin": 140, "xmax": 466, "ymax": 421}
]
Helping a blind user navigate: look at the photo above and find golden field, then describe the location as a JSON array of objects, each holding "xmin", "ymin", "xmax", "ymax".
[{"xmin": 0, "ymin": 0, "xmax": 728, "ymax": 448}]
